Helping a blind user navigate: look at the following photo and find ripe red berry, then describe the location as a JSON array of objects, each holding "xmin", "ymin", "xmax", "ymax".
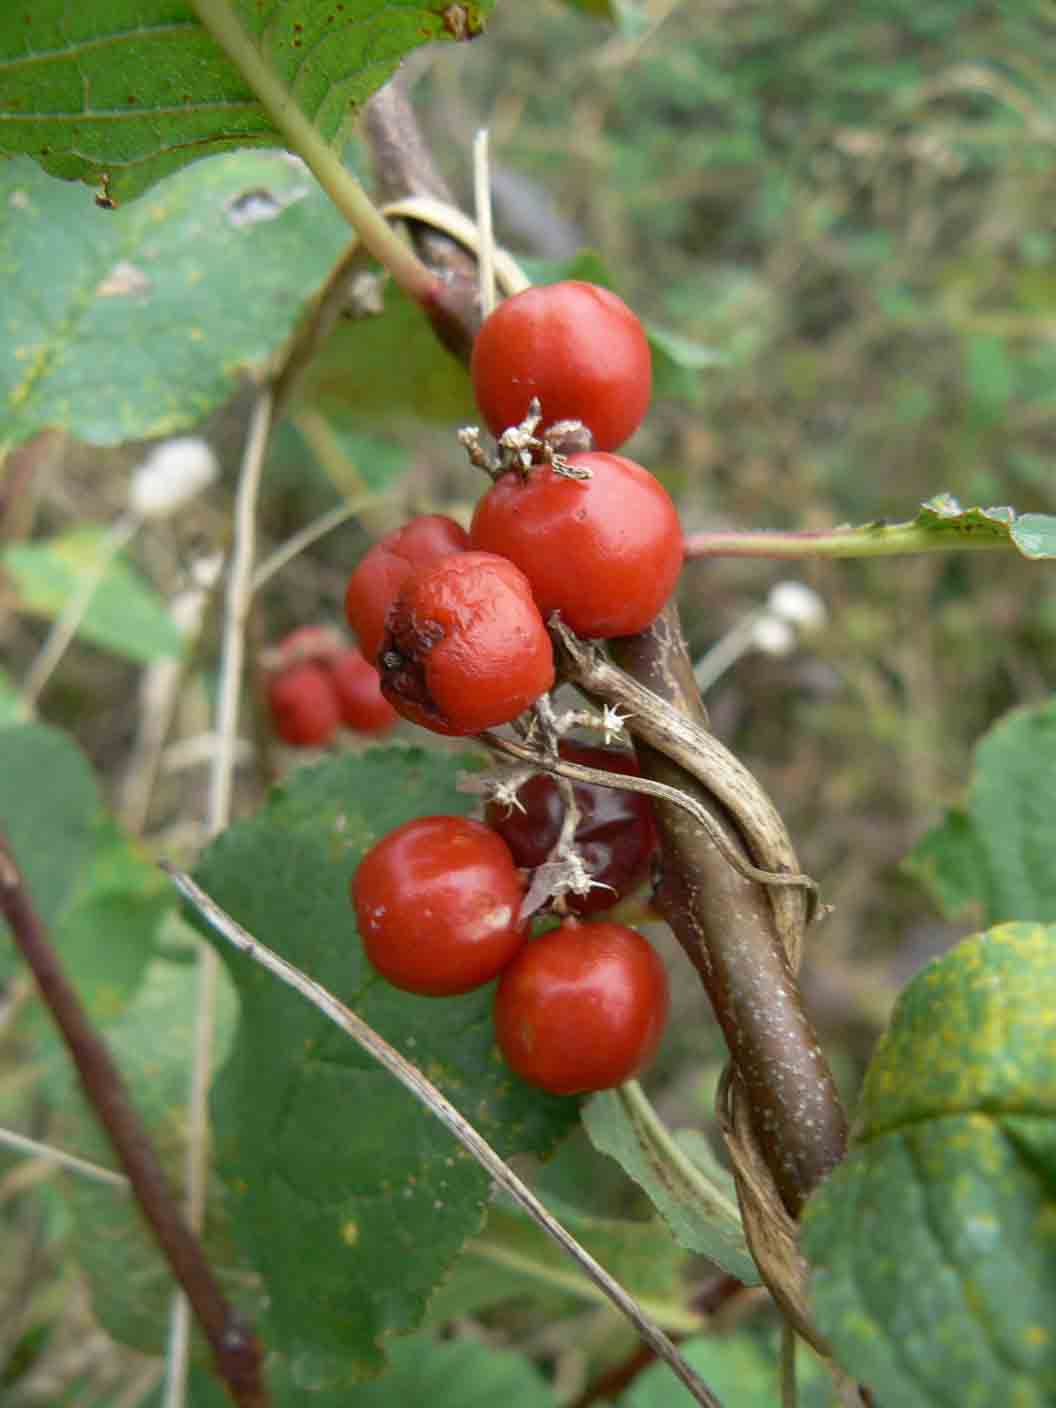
[
  {"xmin": 353, "ymin": 816, "xmax": 528, "ymax": 996},
  {"xmin": 379, "ymin": 551, "xmax": 555, "ymax": 736},
  {"xmin": 469, "ymin": 453, "xmax": 682, "ymax": 639},
  {"xmin": 274, "ymin": 624, "xmax": 342, "ymax": 669},
  {"xmin": 493, "ymin": 919, "xmax": 669, "ymax": 1094},
  {"xmin": 345, "ymin": 514, "xmax": 469, "ymax": 664},
  {"xmin": 486, "ymin": 744, "xmax": 657, "ymax": 916},
  {"xmin": 470, "ymin": 281, "xmax": 652, "ymax": 451},
  {"xmin": 330, "ymin": 646, "xmax": 399, "ymax": 736},
  {"xmin": 267, "ymin": 660, "xmax": 341, "ymax": 748}
]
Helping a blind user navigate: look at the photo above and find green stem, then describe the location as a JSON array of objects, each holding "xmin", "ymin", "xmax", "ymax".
[
  {"xmin": 617, "ymin": 1081, "xmax": 744, "ymax": 1234},
  {"xmin": 683, "ymin": 522, "xmax": 1010, "ymax": 561},
  {"xmin": 189, "ymin": 0, "xmax": 442, "ymax": 306},
  {"xmin": 464, "ymin": 1239, "xmax": 705, "ymax": 1334}
]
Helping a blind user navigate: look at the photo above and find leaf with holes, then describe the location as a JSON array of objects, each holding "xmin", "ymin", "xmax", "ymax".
[
  {"xmin": 1, "ymin": 152, "xmax": 351, "ymax": 450},
  {"xmin": 191, "ymin": 748, "xmax": 580, "ymax": 1387},
  {"xmin": 802, "ymin": 924, "xmax": 1056, "ymax": 1407},
  {"xmin": 0, "ymin": 2, "xmax": 495, "ymax": 204}
]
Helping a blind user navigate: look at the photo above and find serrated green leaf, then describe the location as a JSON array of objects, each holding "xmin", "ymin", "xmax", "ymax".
[
  {"xmin": 1, "ymin": 152, "xmax": 352, "ymax": 449},
  {"xmin": 192, "ymin": 748, "xmax": 580, "ymax": 1385},
  {"xmin": 427, "ymin": 1198, "xmax": 695, "ymax": 1331},
  {"xmin": 50, "ymin": 958, "xmax": 254, "ymax": 1359},
  {"xmin": 0, "ymin": 3, "xmax": 495, "ymax": 206},
  {"xmin": 906, "ymin": 697, "xmax": 1056, "ymax": 924},
  {"xmin": 581, "ymin": 1088, "xmax": 757, "ymax": 1284},
  {"xmin": 802, "ymin": 924, "xmax": 1056, "ymax": 1408},
  {"xmin": 3, "ymin": 527, "xmax": 184, "ymax": 662}
]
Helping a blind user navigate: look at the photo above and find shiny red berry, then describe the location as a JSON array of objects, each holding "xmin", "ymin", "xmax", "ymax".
[
  {"xmin": 470, "ymin": 452, "xmax": 682, "ymax": 638},
  {"xmin": 352, "ymin": 816, "xmax": 528, "ymax": 996},
  {"xmin": 345, "ymin": 514, "xmax": 469, "ymax": 664},
  {"xmin": 330, "ymin": 647, "xmax": 399, "ymax": 736},
  {"xmin": 379, "ymin": 551, "xmax": 555, "ymax": 736},
  {"xmin": 486, "ymin": 743, "xmax": 657, "ymax": 916},
  {"xmin": 493, "ymin": 919, "xmax": 669, "ymax": 1094},
  {"xmin": 470, "ymin": 281, "xmax": 652, "ymax": 451},
  {"xmin": 267, "ymin": 661, "xmax": 340, "ymax": 748}
]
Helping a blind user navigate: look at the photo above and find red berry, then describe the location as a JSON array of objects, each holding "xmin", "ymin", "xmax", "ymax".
[
  {"xmin": 330, "ymin": 647, "xmax": 399, "ymax": 736},
  {"xmin": 470, "ymin": 281, "xmax": 652, "ymax": 451},
  {"xmin": 267, "ymin": 661, "xmax": 341, "ymax": 748},
  {"xmin": 345, "ymin": 514, "xmax": 469, "ymax": 664},
  {"xmin": 379, "ymin": 551, "xmax": 555, "ymax": 736},
  {"xmin": 470, "ymin": 452, "xmax": 682, "ymax": 639},
  {"xmin": 486, "ymin": 744, "xmax": 657, "ymax": 916},
  {"xmin": 352, "ymin": 816, "xmax": 528, "ymax": 996},
  {"xmin": 275, "ymin": 624, "xmax": 342, "ymax": 669},
  {"xmin": 493, "ymin": 919, "xmax": 669, "ymax": 1094}
]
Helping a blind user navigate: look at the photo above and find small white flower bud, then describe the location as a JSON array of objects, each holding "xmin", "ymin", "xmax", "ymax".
[
  {"xmin": 129, "ymin": 437, "xmax": 218, "ymax": 520},
  {"xmin": 766, "ymin": 580, "xmax": 828, "ymax": 632},
  {"xmin": 750, "ymin": 614, "xmax": 796, "ymax": 658}
]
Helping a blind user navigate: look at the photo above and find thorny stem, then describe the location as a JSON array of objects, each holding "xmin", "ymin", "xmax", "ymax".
[
  {"xmin": 188, "ymin": 0, "xmax": 441, "ymax": 306},
  {"xmin": 0, "ymin": 832, "xmax": 267, "ymax": 1408}
]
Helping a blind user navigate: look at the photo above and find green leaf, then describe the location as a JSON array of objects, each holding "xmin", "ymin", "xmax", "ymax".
[
  {"xmin": 620, "ymin": 1327, "xmax": 831, "ymax": 1407},
  {"xmin": 647, "ymin": 324, "xmax": 724, "ymax": 404},
  {"xmin": 1, "ymin": 152, "xmax": 351, "ymax": 450},
  {"xmin": 0, "ymin": 669, "xmax": 28, "ymax": 726},
  {"xmin": 0, "ymin": 723, "xmax": 101, "ymax": 935},
  {"xmin": 149, "ymin": 1332, "xmax": 557, "ymax": 1408},
  {"xmin": 50, "ymin": 957, "xmax": 254, "ymax": 1359},
  {"xmin": 913, "ymin": 494, "xmax": 1056, "ymax": 561},
  {"xmin": 581, "ymin": 1088, "xmax": 757, "ymax": 1284},
  {"xmin": 192, "ymin": 748, "xmax": 580, "ymax": 1386},
  {"xmin": 299, "ymin": 279, "xmax": 477, "ymax": 429},
  {"xmin": 802, "ymin": 924, "xmax": 1056, "ymax": 1408},
  {"xmin": 427, "ymin": 1197, "xmax": 695, "ymax": 1331},
  {"xmin": 3, "ymin": 527, "xmax": 184, "ymax": 662},
  {"xmin": 0, "ymin": 3, "xmax": 496, "ymax": 205},
  {"xmin": 906, "ymin": 697, "xmax": 1056, "ymax": 924},
  {"xmin": 49, "ymin": 816, "xmax": 171, "ymax": 1022}
]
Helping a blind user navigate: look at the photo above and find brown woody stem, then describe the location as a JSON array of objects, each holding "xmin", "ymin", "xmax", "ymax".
[
  {"xmin": 582, "ymin": 610, "xmax": 847, "ymax": 1214},
  {"xmin": 0, "ymin": 830, "xmax": 268, "ymax": 1408}
]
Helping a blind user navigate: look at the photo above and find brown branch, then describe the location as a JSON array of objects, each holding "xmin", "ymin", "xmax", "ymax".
[{"xmin": 0, "ymin": 829, "xmax": 268, "ymax": 1408}]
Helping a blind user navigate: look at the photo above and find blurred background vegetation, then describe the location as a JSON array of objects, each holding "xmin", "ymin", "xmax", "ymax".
[{"xmin": 4, "ymin": 0, "xmax": 1056, "ymax": 1397}]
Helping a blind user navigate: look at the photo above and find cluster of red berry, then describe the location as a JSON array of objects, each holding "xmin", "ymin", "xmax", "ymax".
[
  {"xmin": 266, "ymin": 626, "xmax": 397, "ymax": 747},
  {"xmin": 320, "ymin": 281, "xmax": 681, "ymax": 1093}
]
